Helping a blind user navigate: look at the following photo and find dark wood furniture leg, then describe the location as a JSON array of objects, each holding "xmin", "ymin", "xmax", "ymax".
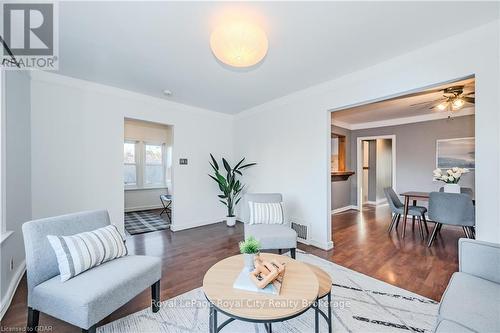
[
  {"xmin": 394, "ymin": 214, "xmax": 401, "ymax": 230},
  {"xmin": 152, "ymin": 280, "xmax": 160, "ymax": 313},
  {"xmin": 422, "ymin": 214, "xmax": 429, "ymax": 234},
  {"xmin": 412, "ymin": 200, "xmax": 417, "ymax": 229},
  {"xmin": 402, "ymin": 196, "xmax": 410, "ymax": 238},
  {"xmin": 417, "ymin": 216, "xmax": 424, "ymax": 240},
  {"xmin": 27, "ymin": 307, "xmax": 39, "ymax": 333},
  {"xmin": 290, "ymin": 248, "xmax": 296, "ymax": 259}
]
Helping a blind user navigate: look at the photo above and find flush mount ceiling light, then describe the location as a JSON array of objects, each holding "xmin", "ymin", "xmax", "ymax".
[{"xmin": 210, "ymin": 21, "xmax": 268, "ymax": 68}]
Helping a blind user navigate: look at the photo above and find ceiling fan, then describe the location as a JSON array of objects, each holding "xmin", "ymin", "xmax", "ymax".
[{"xmin": 410, "ymin": 85, "xmax": 475, "ymax": 111}]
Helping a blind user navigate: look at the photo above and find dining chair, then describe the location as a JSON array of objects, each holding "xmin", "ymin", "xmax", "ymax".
[
  {"xmin": 439, "ymin": 186, "xmax": 474, "ymax": 198},
  {"xmin": 384, "ymin": 187, "xmax": 429, "ymax": 240},
  {"xmin": 427, "ymin": 192, "xmax": 475, "ymax": 247}
]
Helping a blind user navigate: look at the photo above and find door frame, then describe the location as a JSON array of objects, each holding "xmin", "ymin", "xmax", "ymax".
[{"xmin": 356, "ymin": 134, "xmax": 396, "ymax": 209}]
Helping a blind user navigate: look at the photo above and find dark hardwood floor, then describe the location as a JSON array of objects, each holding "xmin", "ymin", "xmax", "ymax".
[{"xmin": 1, "ymin": 205, "xmax": 461, "ymax": 332}]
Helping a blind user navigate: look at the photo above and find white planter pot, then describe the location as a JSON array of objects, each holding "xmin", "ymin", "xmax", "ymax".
[
  {"xmin": 244, "ymin": 253, "xmax": 256, "ymax": 271},
  {"xmin": 444, "ymin": 183, "xmax": 461, "ymax": 193},
  {"xmin": 226, "ymin": 216, "xmax": 236, "ymax": 227}
]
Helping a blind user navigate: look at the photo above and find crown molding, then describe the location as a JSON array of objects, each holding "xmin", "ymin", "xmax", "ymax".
[{"xmin": 331, "ymin": 107, "xmax": 474, "ymax": 131}]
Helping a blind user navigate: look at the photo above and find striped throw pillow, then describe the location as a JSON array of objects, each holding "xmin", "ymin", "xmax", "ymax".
[
  {"xmin": 47, "ymin": 225, "xmax": 128, "ymax": 282},
  {"xmin": 248, "ymin": 201, "xmax": 284, "ymax": 225}
]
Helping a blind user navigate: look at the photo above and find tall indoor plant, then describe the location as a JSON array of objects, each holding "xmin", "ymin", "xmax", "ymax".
[{"xmin": 209, "ymin": 154, "xmax": 256, "ymax": 226}]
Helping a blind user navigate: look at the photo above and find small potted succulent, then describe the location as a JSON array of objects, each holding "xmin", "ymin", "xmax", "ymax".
[
  {"xmin": 433, "ymin": 167, "xmax": 470, "ymax": 193},
  {"xmin": 239, "ymin": 236, "xmax": 261, "ymax": 271}
]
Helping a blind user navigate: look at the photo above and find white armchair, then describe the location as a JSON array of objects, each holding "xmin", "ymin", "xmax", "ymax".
[{"xmin": 241, "ymin": 193, "xmax": 297, "ymax": 258}]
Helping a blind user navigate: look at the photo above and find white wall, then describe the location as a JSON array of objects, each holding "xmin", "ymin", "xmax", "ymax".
[
  {"xmin": 235, "ymin": 21, "xmax": 500, "ymax": 248},
  {"xmin": 124, "ymin": 119, "xmax": 173, "ymax": 212},
  {"xmin": 1, "ymin": 71, "xmax": 31, "ymax": 317},
  {"xmin": 30, "ymin": 72, "xmax": 233, "ymax": 233}
]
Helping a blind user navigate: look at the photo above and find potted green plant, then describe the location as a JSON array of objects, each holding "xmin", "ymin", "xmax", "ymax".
[
  {"xmin": 209, "ymin": 154, "xmax": 256, "ymax": 226},
  {"xmin": 239, "ymin": 236, "xmax": 261, "ymax": 270}
]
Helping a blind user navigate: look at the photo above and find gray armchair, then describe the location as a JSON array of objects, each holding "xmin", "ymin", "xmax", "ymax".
[
  {"xmin": 242, "ymin": 193, "xmax": 297, "ymax": 258},
  {"xmin": 434, "ymin": 239, "xmax": 500, "ymax": 332},
  {"xmin": 22, "ymin": 210, "xmax": 162, "ymax": 333},
  {"xmin": 427, "ymin": 192, "xmax": 475, "ymax": 247}
]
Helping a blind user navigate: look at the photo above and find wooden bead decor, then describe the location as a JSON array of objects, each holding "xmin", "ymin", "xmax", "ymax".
[{"xmin": 249, "ymin": 255, "xmax": 286, "ymax": 293}]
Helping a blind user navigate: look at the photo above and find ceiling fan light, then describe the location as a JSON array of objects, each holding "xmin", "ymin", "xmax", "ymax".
[
  {"xmin": 452, "ymin": 98, "xmax": 465, "ymax": 110},
  {"xmin": 436, "ymin": 102, "xmax": 448, "ymax": 111}
]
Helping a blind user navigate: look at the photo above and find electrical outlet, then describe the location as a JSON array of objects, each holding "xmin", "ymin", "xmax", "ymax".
[
  {"xmin": 179, "ymin": 158, "xmax": 188, "ymax": 165},
  {"xmin": 10, "ymin": 257, "xmax": 14, "ymax": 270}
]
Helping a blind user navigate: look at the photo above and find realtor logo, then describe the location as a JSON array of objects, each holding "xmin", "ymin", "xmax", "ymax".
[{"xmin": 1, "ymin": 2, "xmax": 58, "ymax": 70}]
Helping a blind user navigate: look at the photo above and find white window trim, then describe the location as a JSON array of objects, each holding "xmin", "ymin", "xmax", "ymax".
[
  {"xmin": 124, "ymin": 140, "xmax": 139, "ymax": 189},
  {"xmin": 124, "ymin": 139, "xmax": 167, "ymax": 190}
]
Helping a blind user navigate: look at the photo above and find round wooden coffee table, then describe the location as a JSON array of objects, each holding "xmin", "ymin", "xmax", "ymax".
[{"xmin": 203, "ymin": 253, "xmax": 319, "ymax": 333}]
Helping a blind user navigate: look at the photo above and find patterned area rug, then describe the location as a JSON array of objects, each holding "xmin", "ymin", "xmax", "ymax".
[
  {"xmin": 124, "ymin": 210, "xmax": 170, "ymax": 235},
  {"xmin": 98, "ymin": 251, "xmax": 438, "ymax": 332}
]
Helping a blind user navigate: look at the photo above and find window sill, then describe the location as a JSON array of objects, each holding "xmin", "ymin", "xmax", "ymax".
[
  {"xmin": 125, "ymin": 186, "xmax": 167, "ymax": 191},
  {"xmin": 0, "ymin": 231, "xmax": 14, "ymax": 245}
]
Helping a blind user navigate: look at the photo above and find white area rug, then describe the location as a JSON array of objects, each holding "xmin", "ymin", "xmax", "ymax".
[{"xmin": 98, "ymin": 251, "xmax": 438, "ymax": 333}]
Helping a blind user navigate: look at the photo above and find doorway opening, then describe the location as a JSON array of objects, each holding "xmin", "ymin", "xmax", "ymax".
[
  {"xmin": 328, "ymin": 76, "xmax": 476, "ymax": 297},
  {"xmin": 123, "ymin": 118, "xmax": 173, "ymax": 235},
  {"xmin": 356, "ymin": 135, "xmax": 396, "ymax": 209}
]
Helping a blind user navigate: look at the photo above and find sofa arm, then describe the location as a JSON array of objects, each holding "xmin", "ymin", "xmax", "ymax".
[{"xmin": 459, "ymin": 238, "xmax": 500, "ymax": 284}]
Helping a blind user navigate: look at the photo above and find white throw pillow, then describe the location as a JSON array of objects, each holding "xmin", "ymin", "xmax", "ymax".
[
  {"xmin": 47, "ymin": 224, "xmax": 128, "ymax": 282},
  {"xmin": 248, "ymin": 201, "xmax": 284, "ymax": 225}
]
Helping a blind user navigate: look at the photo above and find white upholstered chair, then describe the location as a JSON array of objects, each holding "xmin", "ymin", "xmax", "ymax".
[{"xmin": 241, "ymin": 193, "xmax": 297, "ymax": 258}]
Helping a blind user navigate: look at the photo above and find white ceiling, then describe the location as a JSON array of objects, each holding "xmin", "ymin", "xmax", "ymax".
[
  {"xmin": 332, "ymin": 78, "xmax": 475, "ymax": 126},
  {"xmin": 56, "ymin": 1, "xmax": 498, "ymax": 114}
]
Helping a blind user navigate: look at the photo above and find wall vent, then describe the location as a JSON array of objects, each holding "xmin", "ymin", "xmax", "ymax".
[{"xmin": 291, "ymin": 219, "xmax": 310, "ymax": 245}]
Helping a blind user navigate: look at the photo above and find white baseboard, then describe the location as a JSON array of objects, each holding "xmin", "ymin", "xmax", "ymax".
[
  {"xmin": 308, "ymin": 239, "xmax": 334, "ymax": 251},
  {"xmin": 376, "ymin": 198, "xmax": 388, "ymax": 205},
  {"xmin": 365, "ymin": 201, "xmax": 377, "ymax": 205},
  {"xmin": 0, "ymin": 260, "xmax": 26, "ymax": 320},
  {"xmin": 125, "ymin": 204, "xmax": 163, "ymax": 212},
  {"xmin": 331, "ymin": 205, "xmax": 357, "ymax": 214},
  {"xmin": 170, "ymin": 218, "xmax": 226, "ymax": 232}
]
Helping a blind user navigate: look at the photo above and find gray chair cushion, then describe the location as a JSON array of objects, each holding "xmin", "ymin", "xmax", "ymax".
[
  {"xmin": 244, "ymin": 223, "xmax": 297, "ymax": 250},
  {"xmin": 31, "ymin": 255, "xmax": 161, "ymax": 329},
  {"xmin": 435, "ymin": 319, "xmax": 475, "ymax": 333},
  {"xmin": 392, "ymin": 205, "xmax": 427, "ymax": 215},
  {"xmin": 437, "ymin": 272, "xmax": 500, "ymax": 333}
]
